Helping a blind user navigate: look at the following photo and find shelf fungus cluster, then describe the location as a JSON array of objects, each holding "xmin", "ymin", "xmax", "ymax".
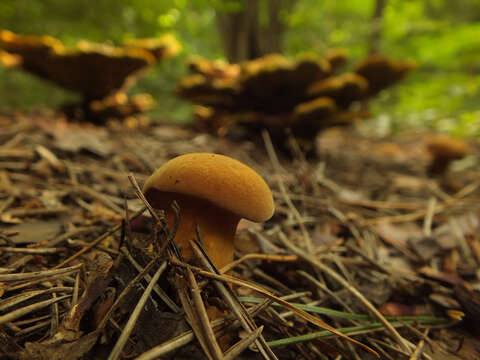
[
  {"xmin": 0, "ymin": 29, "xmax": 181, "ymax": 121},
  {"xmin": 177, "ymin": 51, "xmax": 416, "ymax": 153}
]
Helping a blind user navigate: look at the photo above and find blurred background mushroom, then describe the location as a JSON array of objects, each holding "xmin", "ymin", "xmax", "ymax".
[
  {"xmin": 426, "ymin": 134, "xmax": 470, "ymax": 175},
  {"xmin": 0, "ymin": 29, "xmax": 180, "ymax": 122},
  {"xmin": 176, "ymin": 52, "xmax": 415, "ymax": 155}
]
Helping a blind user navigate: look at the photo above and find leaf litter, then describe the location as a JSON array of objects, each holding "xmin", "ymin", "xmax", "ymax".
[{"xmin": 0, "ymin": 110, "xmax": 479, "ymax": 359}]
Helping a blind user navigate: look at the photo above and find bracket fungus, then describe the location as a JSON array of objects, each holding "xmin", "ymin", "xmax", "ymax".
[
  {"xmin": 122, "ymin": 34, "xmax": 182, "ymax": 62},
  {"xmin": 143, "ymin": 153, "xmax": 274, "ymax": 269},
  {"xmin": 324, "ymin": 48, "xmax": 349, "ymax": 72},
  {"xmin": 354, "ymin": 54, "xmax": 417, "ymax": 98},
  {"xmin": 177, "ymin": 52, "xmax": 415, "ymax": 155},
  {"xmin": 0, "ymin": 31, "xmax": 154, "ymax": 101},
  {"xmin": 88, "ymin": 93, "xmax": 156, "ymax": 121},
  {"xmin": 1, "ymin": 29, "xmax": 180, "ymax": 121},
  {"xmin": 306, "ymin": 72, "xmax": 368, "ymax": 108},
  {"xmin": 0, "ymin": 50, "xmax": 21, "ymax": 67}
]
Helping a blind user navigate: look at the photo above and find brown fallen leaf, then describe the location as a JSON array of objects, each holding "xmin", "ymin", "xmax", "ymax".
[
  {"xmin": 4, "ymin": 221, "xmax": 63, "ymax": 244},
  {"xmin": 428, "ymin": 330, "xmax": 480, "ymax": 360},
  {"xmin": 418, "ymin": 266, "xmax": 468, "ymax": 287},
  {"xmin": 53, "ymin": 129, "xmax": 112, "ymax": 157},
  {"xmin": 23, "ymin": 330, "xmax": 100, "ymax": 360},
  {"xmin": 37, "ymin": 119, "xmax": 112, "ymax": 157},
  {"xmin": 373, "ymin": 220, "xmax": 422, "ymax": 252}
]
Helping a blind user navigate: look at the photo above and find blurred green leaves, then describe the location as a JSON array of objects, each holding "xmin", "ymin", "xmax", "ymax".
[{"xmin": 0, "ymin": 0, "xmax": 479, "ymax": 136}]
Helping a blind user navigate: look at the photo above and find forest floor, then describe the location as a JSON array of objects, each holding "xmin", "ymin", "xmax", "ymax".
[{"xmin": 0, "ymin": 110, "xmax": 479, "ymax": 360}]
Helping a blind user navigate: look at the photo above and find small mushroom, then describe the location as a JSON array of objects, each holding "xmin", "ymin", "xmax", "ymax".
[
  {"xmin": 143, "ymin": 153, "xmax": 274, "ymax": 269},
  {"xmin": 426, "ymin": 135, "xmax": 469, "ymax": 175}
]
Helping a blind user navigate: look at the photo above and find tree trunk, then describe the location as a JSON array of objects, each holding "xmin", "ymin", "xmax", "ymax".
[
  {"xmin": 368, "ymin": 0, "xmax": 387, "ymax": 54},
  {"xmin": 216, "ymin": 0, "xmax": 296, "ymax": 63}
]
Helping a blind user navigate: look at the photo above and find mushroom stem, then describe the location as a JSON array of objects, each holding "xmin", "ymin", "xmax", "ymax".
[
  {"xmin": 428, "ymin": 156, "xmax": 452, "ymax": 175},
  {"xmin": 147, "ymin": 190, "xmax": 240, "ymax": 269}
]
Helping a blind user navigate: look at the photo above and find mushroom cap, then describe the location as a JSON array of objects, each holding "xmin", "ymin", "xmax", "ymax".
[
  {"xmin": 0, "ymin": 50, "xmax": 22, "ymax": 67},
  {"xmin": 122, "ymin": 34, "xmax": 182, "ymax": 61},
  {"xmin": 427, "ymin": 135, "xmax": 469, "ymax": 159},
  {"xmin": 143, "ymin": 153, "xmax": 274, "ymax": 222},
  {"xmin": 354, "ymin": 54, "xmax": 417, "ymax": 97},
  {"xmin": 306, "ymin": 73, "xmax": 368, "ymax": 107},
  {"xmin": 294, "ymin": 97, "xmax": 336, "ymax": 121},
  {"xmin": 1, "ymin": 30, "xmax": 155, "ymax": 100}
]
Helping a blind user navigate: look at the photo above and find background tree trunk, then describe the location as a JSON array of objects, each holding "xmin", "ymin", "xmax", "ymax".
[
  {"xmin": 368, "ymin": 0, "xmax": 387, "ymax": 54},
  {"xmin": 216, "ymin": 0, "xmax": 296, "ymax": 63}
]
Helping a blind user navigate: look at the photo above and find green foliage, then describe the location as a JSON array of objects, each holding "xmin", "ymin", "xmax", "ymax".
[{"xmin": 0, "ymin": 0, "xmax": 479, "ymax": 136}]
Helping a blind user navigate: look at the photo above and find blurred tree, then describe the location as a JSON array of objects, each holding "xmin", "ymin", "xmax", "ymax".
[
  {"xmin": 0, "ymin": 0, "xmax": 479, "ymax": 134},
  {"xmin": 368, "ymin": 0, "xmax": 387, "ymax": 54},
  {"xmin": 215, "ymin": 0, "xmax": 297, "ymax": 62}
]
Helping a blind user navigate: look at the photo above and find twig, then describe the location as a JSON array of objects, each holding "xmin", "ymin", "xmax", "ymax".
[
  {"xmin": 172, "ymin": 255, "xmax": 379, "ymax": 357},
  {"xmin": 0, "ymin": 247, "xmax": 63, "ymax": 254},
  {"xmin": 262, "ymin": 130, "xmax": 314, "ymax": 253},
  {"xmin": 224, "ymin": 326, "xmax": 264, "ymax": 360},
  {"xmin": 408, "ymin": 328, "xmax": 429, "ymax": 360},
  {"xmin": 72, "ymin": 272, "xmax": 80, "ymax": 306},
  {"xmin": 360, "ymin": 181, "xmax": 479, "ymax": 226},
  {"xmin": 134, "ymin": 318, "xmax": 224, "ymax": 360},
  {"xmin": 220, "ymin": 253, "xmax": 299, "ymax": 274},
  {"xmin": 45, "ymin": 226, "xmax": 103, "ymax": 247},
  {"xmin": 190, "ymin": 238, "xmax": 280, "ymax": 360},
  {"xmin": 127, "ymin": 173, "xmax": 180, "ymax": 259},
  {"xmin": 0, "ymin": 295, "xmax": 70, "ymax": 325},
  {"xmin": 77, "ymin": 184, "xmax": 124, "ymax": 215},
  {"xmin": 107, "ymin": 261, "xmax": 167, "ymax": 360},
  {"xmin": 98, "ymin": 256, "xmax": 163, "ymax": 330},
  {"xmin": 186, "ymin": 268, "xmax": 224, "ymax": 359},
  {"xmin": 4, "ymin": 274, "xmax": 76, "ymax": 293},
  {"xmin": 0, "ymin": 264, "xmax": 82, "ymax": 282},
  {"xmin": 121, "ymin": 247, "xmax": 179, "ymax": 313},
  {"xmin": 267, "ymin": 321, "xmax": 435, "ymax": 349},
  {"xmin": 35, "ymin": 145, "xmax": 65, "ymax": 172},
  {"xmin": 297, "ymin": 271, "xmax": 357, "ymax": 316},
  {"xmin": 277, "ymin": 231, "xmax": 410, "ymax": 354},
  {"xmin": 131, "ymin": 298, "xmax": 272, "ymax": 360},
  {"xmin": 176, "ymin": 271, "xmax": 217, "ymax": 360},
  {"xmin": 2, "ymin": 207, "xmax": 70, "ymax": 217},
  {"xmin": 0, "ymin": 195, "xmax": 15, "ymax": 215},
  {"xmin": 52, "ymin": 207, "xmax": 145, "ymax": 269},
  {"xmin": 423, "ymin": 197, "xmax": 437, "ymax": 237},
  {"xmin": 0, "ymin": 287, "xmax": 72, "ymax": 312}
]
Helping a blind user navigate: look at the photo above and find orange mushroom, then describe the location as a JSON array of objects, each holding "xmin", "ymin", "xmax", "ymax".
[
  {"xmin": 143, "ymin": 153, "xmax": 274, "ymax": 269},
  {"xmin": 426, "ymin": 135, "xmax": 469, "ymax": 175}
]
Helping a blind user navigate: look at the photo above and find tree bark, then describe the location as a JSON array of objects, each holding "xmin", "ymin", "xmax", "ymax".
[
  {"xmin": 216, "ymin": 0, "xmax": 296, "ymax": 62},
  {"xmin": 368, "ymin": 0, "xmax": 387, "ymax": 54}
]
